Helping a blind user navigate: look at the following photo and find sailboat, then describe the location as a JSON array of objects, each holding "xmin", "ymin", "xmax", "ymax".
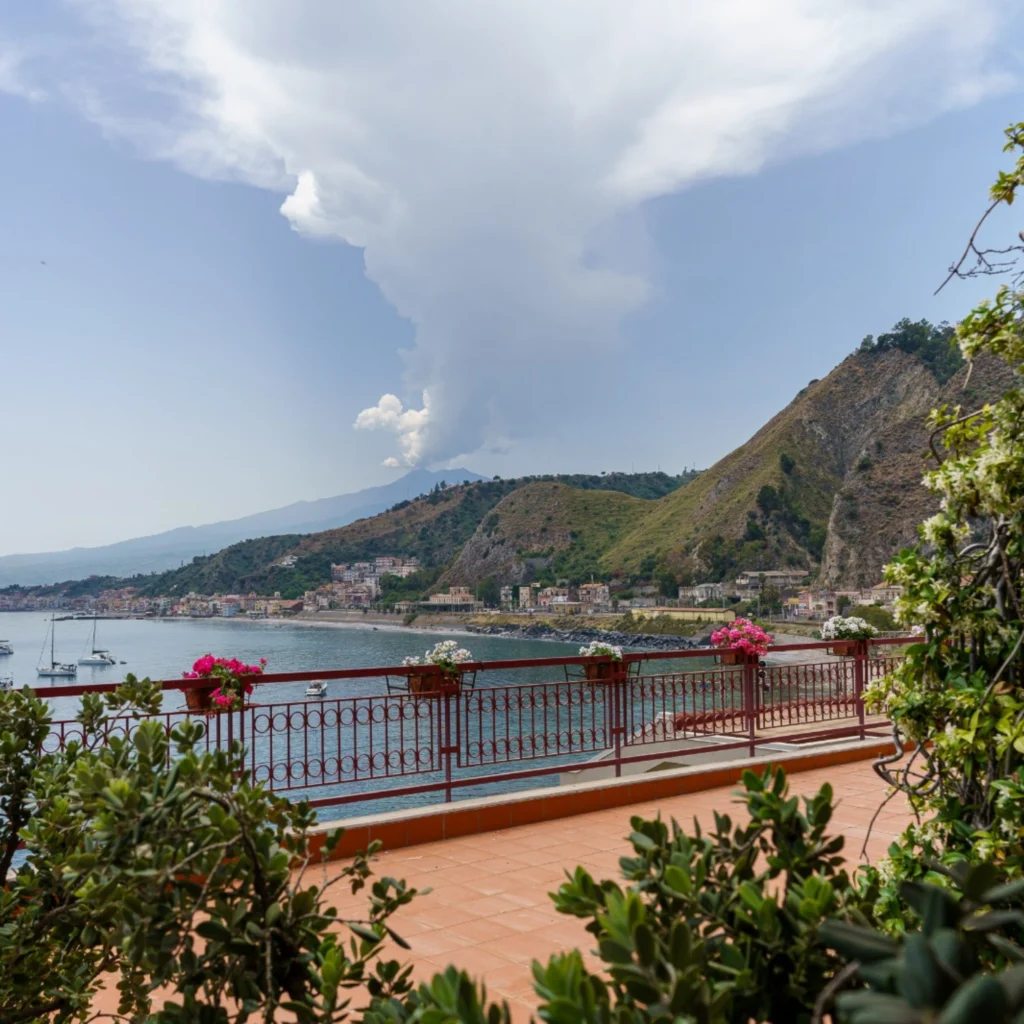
[
  {"xmin": 37, "ymin": 617, "xmax": 77, "ymax": 678},
  {"xmin": 79, "ymin": 617, "xmax": 117, "ymax": 666}
]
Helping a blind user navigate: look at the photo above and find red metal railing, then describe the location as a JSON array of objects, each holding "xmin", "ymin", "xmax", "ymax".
[{"xmin": 31, "ymin": 639, "xmax": 904, "ymax": 811}]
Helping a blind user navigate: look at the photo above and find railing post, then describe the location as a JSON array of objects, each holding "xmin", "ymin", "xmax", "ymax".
[
  {"xmin": 855, "ymin": 640, "xmax": 867, "ymax": 741},
  {"xmin": 612, "ymin": 657, "xmax": 626, "ymax": 777},
  {"xmin": 744, "ymin": 652, "xmax": 757, "ymax": 758},
  {"xmin": 437, "ymin": 669, "xmax": 458, "ymax": 803}
]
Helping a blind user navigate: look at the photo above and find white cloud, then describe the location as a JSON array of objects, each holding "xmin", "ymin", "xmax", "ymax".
[
  {"xmin": 16, "ymin": 0, "xmax": 1020, "ymax": 464},
  {"xmin": 354, "ymin": 392, "xmax": 430, "ymax": 467},
  {"xmin": 0, "ymin": 48, "xmax": 44, "ymax": 101}
]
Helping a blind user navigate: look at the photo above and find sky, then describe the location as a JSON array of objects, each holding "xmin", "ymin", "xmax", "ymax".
[{"xmin": 0, "ymin": 0, "xmax": 1022, "ymax": 555}]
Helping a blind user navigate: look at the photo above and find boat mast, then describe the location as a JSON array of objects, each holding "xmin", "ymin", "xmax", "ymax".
[
  {"xmin": 51, "ymin": 616, "xmax": 55, "ymax": 669},
  {"xmin": 91, "ymin": 615, "xmax": 98, "ymax": 654}
]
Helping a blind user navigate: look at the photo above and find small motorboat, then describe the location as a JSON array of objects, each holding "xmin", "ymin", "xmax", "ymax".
[
  {"xmin": 0, "ymin": 677, "xmax": 13, "ymax": 692},
  {"xmin": 305, "ymin": 679, "xmax": 328, "ymax": 699},
  {"xmin": 0, "ymin": 641, "xmax": 12, "ymax": 656}
]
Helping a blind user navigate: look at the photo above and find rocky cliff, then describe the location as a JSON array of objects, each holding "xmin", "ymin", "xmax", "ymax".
[{"xmin": 819, "ymin": 353, "xmax": 1016, "ymax": 587}]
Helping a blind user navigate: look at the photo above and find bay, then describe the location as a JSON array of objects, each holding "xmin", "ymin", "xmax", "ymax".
[
  {"xmin": 0, "ymin": 611, "xmax": 580, "ymax": 690},
  {"xmin": 0, "ymin": 611, "xmax": 711, "ymax": 817}
]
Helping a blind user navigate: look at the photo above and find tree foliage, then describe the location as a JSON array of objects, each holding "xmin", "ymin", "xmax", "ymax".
[
  {"xmin": 0, "ymin": 680, "xmax": 418, "ymax": 1023},
  {"xmin": 862, "ymin": 121, "xmax": 1024, "ymax": 919},
  {"xmin": 858, "ymin": 318, "xmax": 963, "ymax": 384}
]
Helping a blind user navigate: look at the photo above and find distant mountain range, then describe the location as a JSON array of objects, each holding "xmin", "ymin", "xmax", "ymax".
[{"xmin": 0, "ymin": 468, "xmax": 484, "ymax": 587}]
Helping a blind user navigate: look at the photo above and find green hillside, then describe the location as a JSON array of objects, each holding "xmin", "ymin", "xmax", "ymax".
[
  {"xmin": 136, "ymin": 535, "xmax": 304, "ymax": 598},
  {"xmin": 123, "ymin": 472, "xmax": 694, "ymax": 599},
  {"xmin": 440, "ymin": 482, "xmax": 648, "ymax": 587}
]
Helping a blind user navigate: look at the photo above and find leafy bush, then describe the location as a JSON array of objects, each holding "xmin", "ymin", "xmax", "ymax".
[
  {"xmin": 863, "ymin": 122, "xmax": 1024, "ymax": 915},
  {"xmin": 821, "ymin": 861, "xmax": 1024, "ymax": 1023},
  {"xmin": 0, "ymin": 680, "xmax": 418, "ymax": 1023}
]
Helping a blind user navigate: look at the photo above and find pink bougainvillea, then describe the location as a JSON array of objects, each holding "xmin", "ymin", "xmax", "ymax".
[
  {"xmin": 183, "ymin": 654, "xmax": 266, "ymax": 711},
  {"xmin": 709, "ymin": 618, "xmax": 773, "ymax": 658}
]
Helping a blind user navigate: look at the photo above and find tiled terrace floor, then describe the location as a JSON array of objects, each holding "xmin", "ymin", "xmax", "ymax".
[{"xmin": 325, "ymin": 758, "xmax": 909, "ymax": 1020}]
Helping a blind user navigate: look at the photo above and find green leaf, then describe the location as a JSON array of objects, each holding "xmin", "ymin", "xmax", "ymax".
[
  {"xmin": 937, "ymin": 976, "xmax": 1007, "ymax": 1022},
  {"xmin": 819, "ymin": 920, "xmax": 899, "ymax": 963},
  {"xmin": 195, "ymin": 920, "xmax": 233, "ymax": 944}
]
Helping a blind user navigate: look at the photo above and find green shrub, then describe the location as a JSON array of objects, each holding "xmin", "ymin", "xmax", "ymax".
[{"xmin": 0, "ymin": 680, "xmax": 419, "ymax": 1023}]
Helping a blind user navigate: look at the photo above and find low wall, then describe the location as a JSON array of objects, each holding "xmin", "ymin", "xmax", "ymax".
[{"xmin": 310, "ymin": 736, "xmax": 897, "ymax": 861}]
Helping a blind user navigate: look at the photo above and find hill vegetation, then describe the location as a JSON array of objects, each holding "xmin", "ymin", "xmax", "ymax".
[{"xmin": 120, "ymin": 473, "xmax": 695, "ymax": 599}]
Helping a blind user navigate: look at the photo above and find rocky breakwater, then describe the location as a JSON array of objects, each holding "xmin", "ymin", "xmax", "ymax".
[{"xmin": 467, "ymin": 622, "xmax": 704, "ymax": 651}]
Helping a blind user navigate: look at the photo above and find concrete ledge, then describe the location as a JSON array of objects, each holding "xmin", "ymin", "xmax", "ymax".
[{"xmin": 308, "ymin": 736, "xmax": 897, "ymax": 861}]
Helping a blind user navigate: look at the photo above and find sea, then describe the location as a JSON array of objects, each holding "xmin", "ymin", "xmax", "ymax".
[
  {"xmin": 0, "ymin": 610, "xmax": 580, "ymax": 689},
  {"xmin": 0, "ymin": 612, "xmax": 631, "ymax": 814}
]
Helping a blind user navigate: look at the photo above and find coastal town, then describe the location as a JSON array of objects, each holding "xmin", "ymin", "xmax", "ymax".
[{"xmin": 0, "ymin": 554, "xmax": 903, "ymax": 625}]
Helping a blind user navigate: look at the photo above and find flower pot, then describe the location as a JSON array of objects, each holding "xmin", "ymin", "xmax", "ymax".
[
  {"xmin": 407, "ymin": 672, "xmax": 462, "ymax": 696},
  {"xmin": 184, "ymin": 685, "xmax": 216, "ymax": 712},
  {"xmin": 584, "ymin": 662, "xmax": 616, "ymax": 684},
  {"xmin": 715, "ymin": 649, "xmax": 742, "ymax": 665},
  {"xmin": 827, "ymin": 641, "xmax": 857, "ymax": 657}
]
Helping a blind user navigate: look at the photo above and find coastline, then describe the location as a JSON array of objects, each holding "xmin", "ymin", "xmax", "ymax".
[{"xmin": 161, "ymin": 611, "xmax": 715, "ymax": 651}]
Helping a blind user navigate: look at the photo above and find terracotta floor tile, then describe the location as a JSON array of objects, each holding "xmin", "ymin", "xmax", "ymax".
[
  {"xmin": 460, "ymin": 893, "xmax": 534, "ymax": 917},
  {"xmin": 405, "ymin": 928, "xmax": 480, "ymax": 958},
  {"xmin": 446, "ymin": 945, "xmax": 519, "ymax": 974},
  {"xmin": 451, "ymin": 916, "xmax": 521, "ymax": 944},
  {"xmin": 403, "ymin": 901, "xmax": 478, "ymax": 929},
  {"xmin": 480, "ymin": 959, "xmax": 538, "ymax": 993},
  {"xmin": 492, "ymin": 908, "xmax": 558, "ymax": 933},
  {"xmin": 478, "ymin": 931, "xmax": 560, "ymax": 965}
]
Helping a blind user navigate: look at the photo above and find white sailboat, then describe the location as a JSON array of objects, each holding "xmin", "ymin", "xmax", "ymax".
[
  {"xmin": 37, "ymin": 617, "xmax": 77, "ymax": 678},
  {"xmin": 79, "ymin": 617, "xmax": 117, "ymax": 666},
  {"xmin": 0, "ymin": 640, "xmax": 12, "ymax": 656}
]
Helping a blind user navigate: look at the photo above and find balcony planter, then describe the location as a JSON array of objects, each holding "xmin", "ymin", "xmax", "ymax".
[
  {"xmin": 181, "ymin": 654, "xmax": 265, "ymax": 713},
  {"xmin": 406, "ymin": 671, "xmax": 463, "ymax": 697},
  {"xmin": 584, "ymin": 661, "xmax": 616, "ymax": 684},
  {"xmin": 184, "ymin": 685, "xmax": 217, "ymax": 712},
  {"xmin": 709, "ymin": 619, "xmax": 772, "ymax": 666},
  {"xmin": 827, "ymin": 641, "xmax": 858, "ymax": 657}
]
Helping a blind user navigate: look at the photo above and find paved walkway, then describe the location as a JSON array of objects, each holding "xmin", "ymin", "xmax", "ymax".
[{"xmin": 324, "ymin": 758, "xmax": 908, "ymax": 1020}]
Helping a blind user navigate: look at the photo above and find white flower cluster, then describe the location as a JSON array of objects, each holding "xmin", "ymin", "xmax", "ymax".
[
  {"xmin": 579, "ymin": 641, "xmax": 623, "ymax": 660},
  {"xmin": 403, "ymin": 639, "xmax": 473, "ymax": 669},
  {"xmin": 820, "ymin": 615, "xmax": 877, "ymax": 641}
]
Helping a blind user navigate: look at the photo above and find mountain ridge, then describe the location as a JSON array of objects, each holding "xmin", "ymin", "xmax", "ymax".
[{"xmin": 0, "ymin": 468, "xmax": 484, "ymax": 587}]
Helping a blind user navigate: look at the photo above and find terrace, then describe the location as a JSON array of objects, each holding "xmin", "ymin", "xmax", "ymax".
[{"xmin": 47, "ymin": 639, "xmax": 908, "ymax": 1020}]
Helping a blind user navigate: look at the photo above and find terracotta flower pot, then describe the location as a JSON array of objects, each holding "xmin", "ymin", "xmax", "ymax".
[
  {"xmin": 715, "ymin": 649, "xmax": 742, "ymax": 665},
  {"xmin": 184, "ymin": 685, "xmax": 216, "ymax": 712},
  {"xmin": 407, "ymin": 672, "xmax": 462, "ymax": 696},
  {"xmin": 827, "ymin": 641, "xmax": 857, "ymax": 657},
  {"xmin": 584, "ymin": 661, "xmax": 616, "ymax": 684}
]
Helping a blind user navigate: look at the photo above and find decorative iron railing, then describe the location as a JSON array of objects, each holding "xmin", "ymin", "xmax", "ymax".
[{"xmin": 31, "ymin": 639, "xmax": 904, "ymax": 812}]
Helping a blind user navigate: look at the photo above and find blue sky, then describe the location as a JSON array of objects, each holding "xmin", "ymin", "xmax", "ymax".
[{"xmin": 0, "ymin": 1, "xmax": 1021, "ymax": 554}]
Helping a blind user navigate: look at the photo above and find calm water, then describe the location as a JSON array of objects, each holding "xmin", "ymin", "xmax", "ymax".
[
  {"xmin": 0, "ymin": 612, "xmax": 592, "ymax": 811},
  {"xmin": 0, "ymin": 611, "xmax": 586, "ymax": 702},
  {"xmin": 0, "ymin": 612, "xmax": 711, "ymax": 817}
]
